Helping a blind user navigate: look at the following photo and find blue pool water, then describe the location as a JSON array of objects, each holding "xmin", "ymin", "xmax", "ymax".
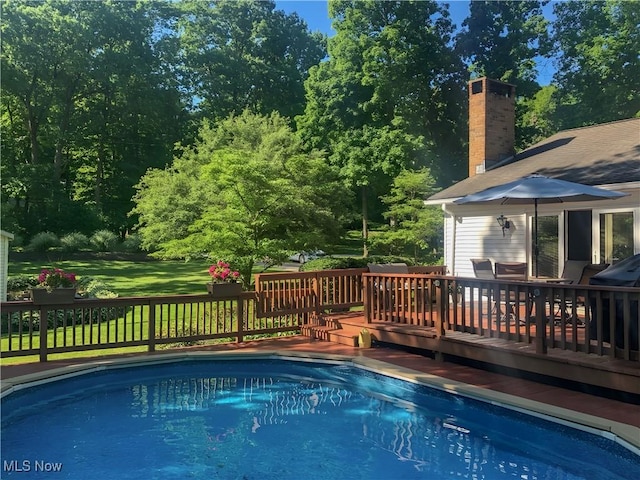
[{"xmin": 1, "ymin": 359, "xmax": 638, "ymax": 479}]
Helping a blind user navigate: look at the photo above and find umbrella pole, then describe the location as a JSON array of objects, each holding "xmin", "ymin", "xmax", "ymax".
[{"xmin": 534, "ymin": 199, "xmax": 539, "ymax": 277}]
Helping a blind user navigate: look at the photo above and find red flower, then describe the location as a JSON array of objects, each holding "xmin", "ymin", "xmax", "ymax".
[
  {"xmin": 37, "ymin": 268, "xmax": 77, "ymax": 291},
  {"xmin": 208, "ymin": 261, "xmax": 240, "ymax": 284}
]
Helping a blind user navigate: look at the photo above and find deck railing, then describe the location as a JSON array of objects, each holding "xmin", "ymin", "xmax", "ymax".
[
  {"xmin": 254, "ymin": 268, "xmax": 367, "ymax": 319},
  {"xmin": 2, "ymin": 267, "xmax": 637, "ymax": 363},
  {"xmin": 362, "ymin": 274, "xmax": 639, "ymax": 362},
  {"xmin": 1, "ymin": 291, "xmax": 303, "ymax": 361}
]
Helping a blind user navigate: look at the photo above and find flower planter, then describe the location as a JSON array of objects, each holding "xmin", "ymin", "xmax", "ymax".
[
  {"xmin": 206, "ymin": 282, "xmax": 242, "ymax": 298},
  {"xmin": 30, "ymin": 288, "xmax": 76, "ymax": 305}
]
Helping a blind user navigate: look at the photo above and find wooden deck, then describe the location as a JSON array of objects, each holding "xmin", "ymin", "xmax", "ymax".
[
  {"xmin": 3, "ymin": 267, "xmax": 638, "ymax": 402},
  {"xmin": 302, "ymin": 310, "xmax": 640, "ymax": 396}
]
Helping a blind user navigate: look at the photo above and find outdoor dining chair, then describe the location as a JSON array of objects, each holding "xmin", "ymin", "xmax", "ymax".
[
  {"xmin": 495, "ymin": 262, "xmax": 528, "ymax": 281},
  {"xmin": 471, "ymin": 259, "xmax": 529, "ymax": 324},
  {"xmin": 470, "ymin": 259, "xmax": 503, "ymax": 320},
  {"xmin": 551, "ymin": 263, "xmax": 609, "ymax": 326}
]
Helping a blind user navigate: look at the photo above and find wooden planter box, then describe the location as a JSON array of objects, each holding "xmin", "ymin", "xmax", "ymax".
[
  {"xmin": 206, "ymin": 282, "xmax": 242, "ymax": 298},
  {"xmin": 30, "ymin": 288, "xmax": 76, "ymax": 305}
]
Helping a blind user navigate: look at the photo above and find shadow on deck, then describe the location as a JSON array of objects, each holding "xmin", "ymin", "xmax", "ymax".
[{"xmin": 302, "ymin": 310, "xmax": 640, "ymax": 397}]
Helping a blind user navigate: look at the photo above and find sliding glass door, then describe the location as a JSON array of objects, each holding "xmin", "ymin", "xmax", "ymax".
[{"xmin": 600, "ymin": 212, "xmax": 634, "ymax": 264}]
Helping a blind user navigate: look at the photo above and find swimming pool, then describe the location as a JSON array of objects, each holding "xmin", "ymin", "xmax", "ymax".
[{"xmin": 2, "ymin": 355, "xmax": 638, "ymax": 479}]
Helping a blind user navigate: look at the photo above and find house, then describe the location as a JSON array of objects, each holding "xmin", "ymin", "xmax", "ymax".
[
  {"xmin": 1, "ymin": 230, "xmax": 14, "ymax": 301},
  {"xmin": 427, "ymin": 77, "xmax": 640, "ymax": 278}
]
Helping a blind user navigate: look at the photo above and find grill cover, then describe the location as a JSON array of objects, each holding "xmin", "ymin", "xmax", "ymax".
[
  {"xmin": 589, "ymin": 254, "xmax": 640, "ymax": 287},
  {"xmin": 588, "ymin": 254, "xmax": 639, "ymax": 350}
]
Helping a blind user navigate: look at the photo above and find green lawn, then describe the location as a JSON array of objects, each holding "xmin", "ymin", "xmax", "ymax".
[{"xmin": 8, "ymin": 258, "xmax": 285, "ymax": 297}]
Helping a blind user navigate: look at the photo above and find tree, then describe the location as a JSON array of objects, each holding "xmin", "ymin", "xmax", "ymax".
[
  {"xmin": 456, "ymin": 1, "xmax": 550, "ymax": 97},
  {"xmin": 297, "ymin": 0, "xmax": 465, "ymax": 256},
  {"xmin": 455, "ymin": 0, "xmax": 551, "ymax": 149},
  {"xmin": 177, "ymin": 0, "xmax": 326, "ymax": 122},
  {"xmin": 1, "ymin": 0, "xmax": 185, "ymax": 238},
  {"xmin": 132, "ymin": 111, "xmax": 350, "ymax": 286},
  {"xmin": 370, "ymin": 168, "xmax": 442, "ymax": 263},
  {"xmin": 551, "ymin": 0, "xmax": 640, "ymax": 128}
]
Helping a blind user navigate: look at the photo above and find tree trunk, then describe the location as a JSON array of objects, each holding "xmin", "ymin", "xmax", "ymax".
[
  {"xmin": 53, "ymin": 82, "xmax": 77, "ymax": 183},
  {"xmin": 362, "ymin": 185, "xmax": 369, "ymax": 258}
]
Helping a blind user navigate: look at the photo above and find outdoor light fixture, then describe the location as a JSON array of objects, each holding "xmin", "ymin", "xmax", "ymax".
[{"xmin": 496, "ymin": 214, "xmax": 511, "ymax": 236}]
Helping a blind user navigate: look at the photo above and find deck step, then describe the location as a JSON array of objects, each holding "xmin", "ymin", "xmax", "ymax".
[
  {"xmin": 330, "ymin": 325, "xmax": 367, "ymax": 347},
  {"xmin": 300, "ymin": 323, "xmax": 364, "ymax": 347}
]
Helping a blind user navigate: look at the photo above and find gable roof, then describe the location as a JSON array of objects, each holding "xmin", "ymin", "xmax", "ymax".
[{"xmin": 429, "ymin": 117, "xmax": 640, "ymax": 202}]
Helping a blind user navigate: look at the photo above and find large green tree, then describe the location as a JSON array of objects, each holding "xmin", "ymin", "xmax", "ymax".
[
  {"xmin": 455, "ymin": 0, "xmax": 551, "ymax": 149},
  {"xmin": 132, "ymin": 111, "xmax": 350, "ymax": 285},
  {"xmin": 177, "ymin": 0, "xmax": 326, "ymax": 122},
  {"xmin": 551, "ymin": 0, "xmax": 640, "ymax": 128},
  {"xmin": 297, "ymin": 0, "xmax": 465, "ymax": 256},
  {"xmin": 1, "ymin": 0, "xmax": 185, "ymax": 237}
]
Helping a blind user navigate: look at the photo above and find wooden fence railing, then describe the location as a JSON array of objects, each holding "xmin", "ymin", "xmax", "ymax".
[
  {"xmin": 362, "ymin": 274, "xmax": 639, "ymax": 363},
  {"xmin": 254, "ymin": 268, "xmax": 368, "ymax": 319},
  {"xmin": 2, "ymin": 266, "xmax": 637, "ymax": 364},
  {"xmin": 1, "ymin": 291, "xmax": 303, "ymax": 362}
]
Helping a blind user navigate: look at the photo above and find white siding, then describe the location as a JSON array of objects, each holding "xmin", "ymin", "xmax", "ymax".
[
  {"xmin": 452, "ymin": 213, "xmax": 528, "ymax": 278},
  {"xmin": 439, "ymin": 184, "xmax": 640, "ymax": 279},
  {"xmin": 0, "ymin": 230, "xmax": 14, "ymax": 302}
]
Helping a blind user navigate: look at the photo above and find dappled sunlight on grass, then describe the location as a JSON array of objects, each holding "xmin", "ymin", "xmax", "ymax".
[{"xmin": 9, "ymin": 259, "xmax": 215, "ymax": 296}]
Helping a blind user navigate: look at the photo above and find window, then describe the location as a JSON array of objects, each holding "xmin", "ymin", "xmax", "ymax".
[
  {"xmin": 534, "ymin": 215, "xmax": 559, "ymax": 277},
  {"xmin": 600, "ymin": 212, "xmax": 634, "ymax": 264}
]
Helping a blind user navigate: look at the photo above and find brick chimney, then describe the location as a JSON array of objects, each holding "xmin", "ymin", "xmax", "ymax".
[{"xmin": 468, "ymin": 77, "xmax": 515, "ymax": 177}]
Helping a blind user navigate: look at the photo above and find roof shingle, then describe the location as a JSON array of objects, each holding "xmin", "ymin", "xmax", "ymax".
[{"xmin": 429, "ymin": 117, "xmax": 640, "ymax": 202}]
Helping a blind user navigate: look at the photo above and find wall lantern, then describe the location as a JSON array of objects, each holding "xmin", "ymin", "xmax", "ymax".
[{"xmin": 496, "ymin": 214, "xmax": 511, "ymax": 236}]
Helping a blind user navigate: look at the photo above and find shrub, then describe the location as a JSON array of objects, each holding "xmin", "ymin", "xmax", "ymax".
[
  {"xmin": 76, "ymin": 277, "xmax": 118, "ymax": 300},
  {"xmin": 7, "ymin": 275, "xmax": 39, "ymax": 292},
  {"xmin": 300, "ymin": 255, "xmax": 414, "ymax": 272},
  {"xmin": 26, "ymin": 232, "xmax": 60, "ymax": 252},
  {"xmin": 90, "ymin": 230, "xmax": 119, "ymax": 252},
  {"xmin": 60, "ymin": 232, "xmax": 89, "ymax": 252},
  {"xmin": 121, "ymin": 233, "xmax": 142, "ymax": 252}
]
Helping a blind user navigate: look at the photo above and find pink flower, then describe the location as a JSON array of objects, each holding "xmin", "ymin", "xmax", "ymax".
[
  {"xmin": 208, "ymin": 261, "xmax": 240, "ymax": 284},
  {"xmin": 37, "ymin": 268, "xmax": 77, "ymax": 290}
]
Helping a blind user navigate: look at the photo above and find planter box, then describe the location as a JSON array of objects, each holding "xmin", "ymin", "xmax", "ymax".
[
  {"xmin": 206, "ymin": 282, "xmax": 242, "ymax": 298},
  {"xmin": 30, "ymin": 288, "xmax": 76, "ymax": 305}
]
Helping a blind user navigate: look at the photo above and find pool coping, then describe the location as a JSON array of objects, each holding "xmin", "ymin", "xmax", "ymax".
[{"xmin": 2, "ymin": 349, "xmax": 639, "ymax": 454}]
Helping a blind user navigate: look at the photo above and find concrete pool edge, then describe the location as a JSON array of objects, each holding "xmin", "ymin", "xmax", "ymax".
[{"xmin": 2, "ymin": 349, "xmax": 639, "ymax": 453}]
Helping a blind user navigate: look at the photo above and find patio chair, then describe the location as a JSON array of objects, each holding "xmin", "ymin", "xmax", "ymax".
[
  {"xmin": 471, "ymin": 258, "xmax": 495, "ymax": 280},
  {"xmin": 553, "ymin": 263, "xmax": 609, "ymax": 326},
  {"xmin": 470, "ymin": 259, "xmax": 501, "ymax": 319},
  {"xmin": 471, "ymin": 259, "xmax": 528, "ymax": 324},
  {"xmin": 547, "ymin": 260, "xmax": 589, "ymax": 284},
  {"xmin": 495, "ymin": 262, "xmax": 527, "ymax": 281}
]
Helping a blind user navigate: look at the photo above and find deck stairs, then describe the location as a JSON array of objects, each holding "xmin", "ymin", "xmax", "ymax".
[
  {"xmin": 300, "ymin": 313, "xmax": 365, "ymax": 347},
  {"xmin": 300, "ymin": 312, "xmax": 440, "ymax": 348}
]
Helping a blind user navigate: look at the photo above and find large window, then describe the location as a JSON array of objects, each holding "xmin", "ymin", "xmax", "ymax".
[
  {"xmin": 600, "ymin": 212, "xmax": 634, "ymax": 264},
  {"xmin": 534, "ymin": 215, "xmax": 558, "ymax": 277}
]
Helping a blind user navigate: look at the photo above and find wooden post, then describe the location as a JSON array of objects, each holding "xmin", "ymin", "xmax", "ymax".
[
  {"xmin": 534, "ymin": 288, "xmax": 547, "ymax": 354},
  {"xmin": 39, "ymin": 307, "xmax": 48, "ymax": 362},
  {"xmin": 148, "ymin": 301, "xmax": 156, "ymax": 352},
  {"xmin": 363, "ymin": 275, "xmax": 371, "ymax": 324},
  {"xmin": 237, "ymin": 296, "xmax": 244, "ymax": 343},
  {"xmin": 312, "ymin": 272, "xmax": 321, "ymax": 323}
]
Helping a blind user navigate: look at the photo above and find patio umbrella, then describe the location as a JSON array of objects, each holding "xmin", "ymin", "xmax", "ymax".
[{"xmin": 453, "ymin": 174, "xmax": 627, "ymax": 277}]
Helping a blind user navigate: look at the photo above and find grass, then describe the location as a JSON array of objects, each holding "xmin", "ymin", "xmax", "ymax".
[
  {"xmin": 3, "ymin": 246, "xmax": 362, "ymax": 365},
  {"xmin": 7, "ymin": 258, "xmax": 286, "ymax": 297},
  {"xmin": 328, "ymin": 230, "xmax": 365, "ymax": 255}
]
